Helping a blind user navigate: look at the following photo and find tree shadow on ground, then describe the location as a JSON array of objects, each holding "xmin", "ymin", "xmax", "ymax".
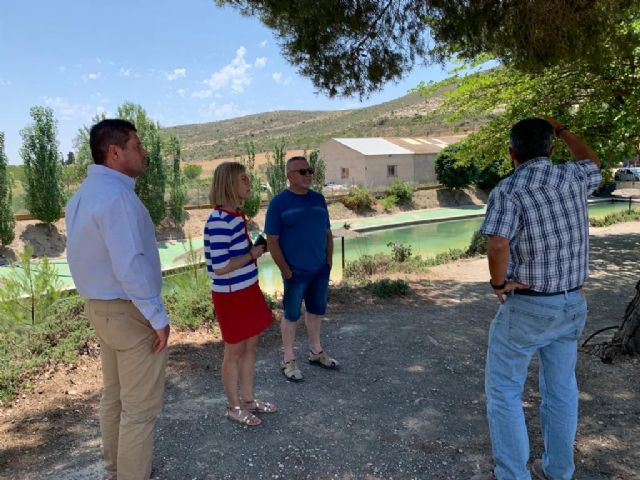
[
  {"xmin": 1, "ymin": 233, "xmax": 638, "ymax": 479},
  {"xmin": 436, "ymin": 188, "xmax": 474, "ymax": 207},
  {"xmin": 19, "ymin": 224, "xmax": 66, "ymax": 257},
  {"xmin": 0, "ymin": 245, "xmax": 16, "ymax": 265}
]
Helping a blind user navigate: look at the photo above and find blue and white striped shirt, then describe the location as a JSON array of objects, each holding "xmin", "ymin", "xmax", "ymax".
[
  {"xmin": 480, "ymin": 157, "xmax": 601, "ymax": 293},
  {"xmin": 203, "ymin": 209, "xmax": 258, "ymax": 293}
]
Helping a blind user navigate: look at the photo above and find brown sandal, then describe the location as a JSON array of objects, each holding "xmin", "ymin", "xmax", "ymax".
[
  {"xmin": 225, "ymin": 406, "xmax": 261, "ymax": 426},
  {"xmin": 242, "ymin": 399, "xmax": 278, "ymax": 413},
  {"xmin": 308, "ymin": 350, "xmax": 339, "ymax": 369}
]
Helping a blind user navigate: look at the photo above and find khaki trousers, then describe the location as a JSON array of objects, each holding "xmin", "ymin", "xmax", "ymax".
[{"xmin": 86, "ymin": 299, "xmax": 167, "ymax": 480}]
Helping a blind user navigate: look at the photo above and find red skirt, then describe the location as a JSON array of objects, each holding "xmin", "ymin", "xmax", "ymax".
[{"xmin": 211, "ymin": 282, "xmax": 273, "ymax": 344}]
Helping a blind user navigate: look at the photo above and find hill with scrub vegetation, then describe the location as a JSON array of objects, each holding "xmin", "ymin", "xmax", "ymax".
[{"xmin": 163, "ymin": 90, "xmax": 481, "ymax": 162}]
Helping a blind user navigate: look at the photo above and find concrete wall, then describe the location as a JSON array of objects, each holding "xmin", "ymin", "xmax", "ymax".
[
  {"xmin": 413, "ymin": 154, "xmax": 438, "ymax": 183},
  {"xmin": 320, "ymin": 140, "xmax": 366, "ymax": 185},
  {"xmin": 320, "ymin": 140, "xmax": 438, "ymax": 187}
]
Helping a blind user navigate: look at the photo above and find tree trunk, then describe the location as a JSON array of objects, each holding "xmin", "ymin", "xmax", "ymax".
[{"xmin": 598, "ymin": 279, "xmax": 640, "ymax": 362}]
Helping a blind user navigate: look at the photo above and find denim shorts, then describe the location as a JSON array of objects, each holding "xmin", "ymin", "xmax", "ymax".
[{"xmin": 282, "ymin": 264, "xmax": 331, "ymax": 321}]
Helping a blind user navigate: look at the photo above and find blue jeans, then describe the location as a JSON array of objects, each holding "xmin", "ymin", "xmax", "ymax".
[
  {"xmin": 282, "ymin": 264, "xmax": 331, "ymax": 321},
  {"xmin": 485, "ymin": 291, "xmax": 587, "ymax": 480}
]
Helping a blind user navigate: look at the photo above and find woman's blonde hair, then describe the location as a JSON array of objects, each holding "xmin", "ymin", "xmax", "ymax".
[{"xmin": 209, "ymin": 161, "xmax": 246, "ymax": 207}]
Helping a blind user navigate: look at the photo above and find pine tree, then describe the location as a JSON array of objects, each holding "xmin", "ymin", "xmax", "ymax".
[
  {"xmin": 20, "ymin": 106, "xmax": 64, "ymax": 225},
  {"xmin": 0, "ymin": 132, "xmax": 16, "ymax": 246}
]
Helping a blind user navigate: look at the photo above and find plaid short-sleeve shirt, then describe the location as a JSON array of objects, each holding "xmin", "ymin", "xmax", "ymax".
[{"xmin": 479, "ymin": 157, "xmax": 601, "ymax": 292}]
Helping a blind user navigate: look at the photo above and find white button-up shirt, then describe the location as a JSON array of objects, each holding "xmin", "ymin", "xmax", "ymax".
[{"xmin": 66, "ymin": 164, "xmax": 169, "ymax": 329}]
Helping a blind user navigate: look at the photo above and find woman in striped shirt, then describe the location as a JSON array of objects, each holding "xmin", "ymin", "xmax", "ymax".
[{"xmin": 204, "ymin": 162, "xmax": 276, "ymax": 426}]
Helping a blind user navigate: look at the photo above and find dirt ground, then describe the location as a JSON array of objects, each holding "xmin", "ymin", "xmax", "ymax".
[
  {"xmin": 0, "ymin": 187, "xmax": 487, "ymax": 262},
  {"xmin": 0, "ymin": 221, "xmax": 639, "ymax": 480}
]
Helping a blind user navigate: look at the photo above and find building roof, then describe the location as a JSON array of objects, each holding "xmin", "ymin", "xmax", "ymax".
[
  {"xmin": 330, "ymin": 135, "xmax": 466, "ymax": 155},
  {"xmin": 332, "ymin": 138, "xmax": 412, "ymax": 155}
]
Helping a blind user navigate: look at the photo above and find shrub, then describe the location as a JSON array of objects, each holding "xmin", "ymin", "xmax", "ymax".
[
  {"xmin": 380, "ymin": 194, "xmax": 398, "ymax": 211},
  {"xmin": 387, "ymin": 242, "xmax": 412, "ymax": 262},
  {"xmin": 435, "ymin": 145, "xmax": 479, "ymax": 189},
  {"xmin": 385, "ymin": 179, "xmax": 415, "ymax": 202},
  {"xmin": 0, "ymin": 294, "xmax": 94, "ymax": 403},
  {"xmin": 589, "ymin": 208, "xmax": 640, "ymax": 227},
  {"xmin": 466, "ymin": 231, "xmax": 488, "ymax": 256},
  {"xmin": 163, "ymin": 269, "xmax": 213, "ymax": 330},
  {"xmin": 367, "ymin": 279, "xmax": 410, "ymax": 298},
  {"xmin": 183, "ymin": 164, "xmax": 203, "ymax": 180},
  {"xmin": 341, "ymin": 186, "xmax": 374, "ymax": 211},
  {"xmin": 0, "ymin": 246, "xmax": 62, "ymax": 328},
  {"xmin": 476, "ymin": 160, "xmax": 508, "ymax": 191},
  {"xmin": 344, "ymin": 254, "xmax": 391, "ymax": 279}
]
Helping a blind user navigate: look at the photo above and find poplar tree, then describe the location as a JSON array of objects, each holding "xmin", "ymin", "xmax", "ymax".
[
  {"xmin": 265, "ymin": 139, "xmax": 287, "ymax": 201},
  {"xmin": 0, "ymin": 132, "xmax": 15, "ymax": 246},
  {"xmin": 241, "ymin": 141, "xmax": 262, "ymax": 219},
  {"xmin": 167, "ymin": 135, "xmax": 187, "ymax": 225},
  {"xmin": 117, "ymin": 102, "xmax": 166, "ymax": 225},
  {"xmin": 20, "ymin": 106, "xmax": 64, "ymax": 225}
]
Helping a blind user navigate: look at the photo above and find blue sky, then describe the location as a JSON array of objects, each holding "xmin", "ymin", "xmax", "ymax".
[{"xmin": 0, "ymin": 0, "xmax": 452, "ymax": 164}]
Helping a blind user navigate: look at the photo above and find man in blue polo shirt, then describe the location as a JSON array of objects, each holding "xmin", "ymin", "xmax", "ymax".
[
  {"xmin": 477, "ymin": 118, "xmax": 601, "ymax": 480},
  {"xmin": 265, "ymin": 156, "xmax": 338, "ymax": 382}
]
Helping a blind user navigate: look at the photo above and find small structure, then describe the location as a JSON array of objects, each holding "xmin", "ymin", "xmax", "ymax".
[{"xmin": 319, "ymin": 135, "xmax": 466, "ymax": 187}]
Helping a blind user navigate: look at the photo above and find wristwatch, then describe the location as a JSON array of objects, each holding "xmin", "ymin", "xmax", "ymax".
[{"xmin": 490, "ymin": 279, "xmax": 507, "ymax": 290}]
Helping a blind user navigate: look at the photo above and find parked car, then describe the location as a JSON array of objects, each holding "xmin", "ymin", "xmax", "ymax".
[{"xmin": 614, "ymin": 167, "xmax": 640, "ymax": 181}]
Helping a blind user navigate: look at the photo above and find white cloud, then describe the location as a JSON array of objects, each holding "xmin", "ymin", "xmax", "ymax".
[
  {"xmin": 81, "ymin": 72, "xmax": 102, "ymax": 81},
  {"xmin": 192, "ymin": 89, "xmax": 212, "ymax": 98},
  {"xmin": 44, "ymin": 96, "xmax": 108, "ymax": 121},
  {"xmin": 165, "ymin": 68, "xmax": 187, "ymax": 81},
  {"xmin": 254, "ymin": 57, "xmax": 267, "ymax": 68},
  {"xmin": 272, "ymin": 72, "xmax": 292, "ymax": 85},
  {"xmin": 177, "ymin": 89, "xmax": 187, "ymax": 98},
  {"xmin": 199, "ymin": 101, "xmax": 245, "ymax": 120},
  {"xmin": 58, "ymin": 66, "xmax": 66, "ymax": 72},
  {"xmin": 0, "ymin": 78, "xmax": 10, "ymax": 86},
  {"xmin": 119, "ymin": 68, "xmax": 131, "ymax": 77},
  {"xmin": 203, "ymin": 47, "xmax": 251, "ymax": 93},
  {"xmin": 260, "ymin": 40, "xmax": 268, "ymax": 48}
]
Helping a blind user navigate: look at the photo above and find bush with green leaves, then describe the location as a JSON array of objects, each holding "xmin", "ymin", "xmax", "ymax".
[
  {"xmin": 466, "ymin": 231, "xmax": 488, "ymax": 256},
  {"xmin": 385, "ymin": 179, "xmax": 415, "ymax": 202},
  {"xmin": 0, "ymin": 132, "xmax": 15, "ymax": 246},
  {"xmin": 183, "ymin": 164, "xmax": 203, "ymax": 180},
  {"xmin": 380, "ymin": 194, "xmax": 398, "ymax": 211},
  {"xmin": 20, "ymin": 106, "xmax": 65, "ymax": 224},
  {"xmin": 476, "ymin": 160, "xmax": 508, "ymax": 191},
  {"xmin": 367, "ymin": 279, "xmax": 410, "ymax": 298},
  {"xmin": 387, "ymin": 242, "xmax": 412, "ymax": 262},
  {"xmin": 435, "ymin": 145, "xmax": 479, "ymax": 189},
  {"xmin": 0, "ymin": 246, "xmax": 62, "ymax": 328},
  {"xmin": 341, "ymin": 186, "xmax": 374, "ymax": 212}
]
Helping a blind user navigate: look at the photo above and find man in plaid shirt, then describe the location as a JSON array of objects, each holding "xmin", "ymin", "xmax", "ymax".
[{"xmin": 477, "ymin": 118, "xmax": 601, "ymax": 480}]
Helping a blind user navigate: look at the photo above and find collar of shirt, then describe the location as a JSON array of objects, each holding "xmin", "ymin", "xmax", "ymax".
[
  {"xmin": 515, "ymin": 156, "xmax": 550, "ymax": 171},
  {"xmin": 87, "ymin": 164, "xmax": 136, "ymax": 190}
]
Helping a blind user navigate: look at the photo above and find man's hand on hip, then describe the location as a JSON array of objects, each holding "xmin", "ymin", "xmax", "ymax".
[
  {"xmin": 153, "ymin": 324, "xmax": 170, "ymax": 353},
  {"xmin": 493, "ymin": 280, "xmax": 528, "ymax": 304}
]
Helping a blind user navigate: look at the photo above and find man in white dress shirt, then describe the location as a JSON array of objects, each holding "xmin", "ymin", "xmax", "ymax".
[{"xmin": 66, "ymin": 119, "xmax": 170, "ymax": 480}]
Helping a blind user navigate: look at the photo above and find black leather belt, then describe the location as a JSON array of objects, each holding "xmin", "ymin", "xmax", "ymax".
[{"xmin": 513, "ymin": 286, "xmax": 581, "ymax": 296}]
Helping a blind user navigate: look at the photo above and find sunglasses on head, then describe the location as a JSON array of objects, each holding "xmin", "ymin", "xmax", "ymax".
[{"xmin": 293, "ymin": 168, "xmax": 314, "ymax": 176}]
